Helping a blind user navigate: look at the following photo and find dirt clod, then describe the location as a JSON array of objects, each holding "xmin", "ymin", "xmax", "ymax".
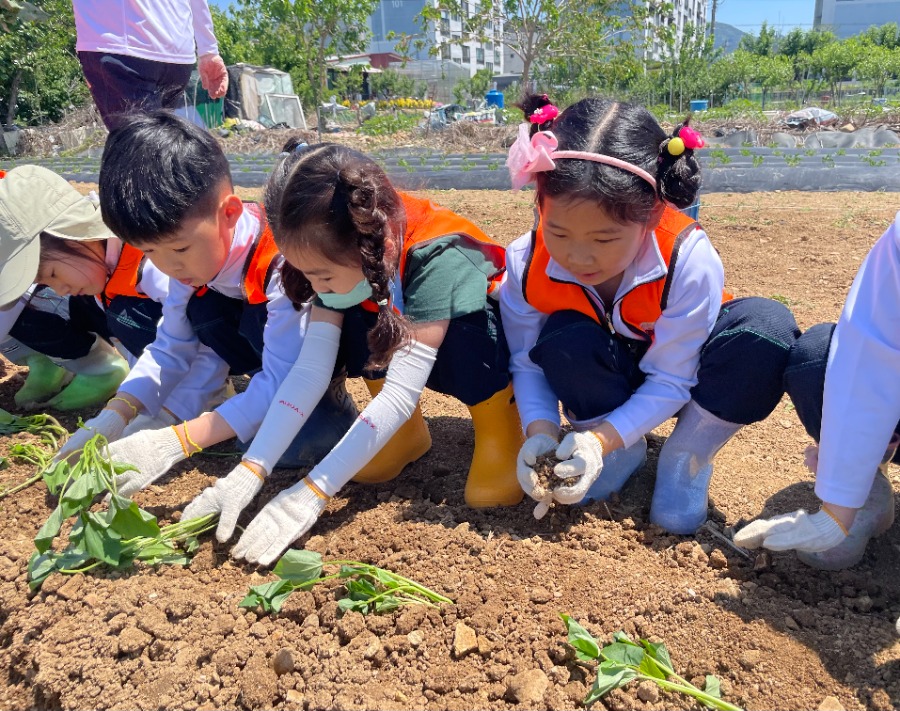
[
  {"xmin": 271, "ymin": 648, "xmax": 295, "ymax": 675},
  {"xmin": 818, "ymin": 696, "xmax": 846, "ymax": 711},
  {"xmin": 505, "ymin": 669, "xmax": 550, "ymax": 705},
  {"xmin": 637, "ymin": 680, "xmax": 661, "ymax": 703},
  {"xmin": 453, "ymin": 622, "xmax": 478, "ymax": 659}
]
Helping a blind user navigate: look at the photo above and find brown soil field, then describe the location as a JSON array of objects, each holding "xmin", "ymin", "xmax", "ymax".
[{"xmin": 1, "ymin": 188, "xmax": 899, "ymax": 711}]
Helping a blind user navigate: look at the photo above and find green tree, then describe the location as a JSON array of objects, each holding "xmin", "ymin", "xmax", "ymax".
[
  {"xmin": 812, "ymin": 39, "xmax": 860, "ymax": 105},
  {"xmin": 0, "ymin": 0, "xmax": 87, "ymax": 125},
  {"xmin": 752, "ymin": 54, "xmax": 792, "ymax": 108},
  {"xmin": 369, "ymin": 68, "xmax": 420, "ymax": 100},
  {"xmin": 452, "ymin": 67, "xmax": 493, "ymax": 104},
  {"xmin": 0, "ymin": 0, "xmax": 46, "ymax": 31},
  {"xmin": 856, "ymin": 44, "xmax": 900, "ymax": 97},
  {"xmin": 738, "ymin": 21, "xmax": 777, "ymax": 57},
  {"xmin": 858, "ymin": 22, "xmax": 900, "ymax": 50}
]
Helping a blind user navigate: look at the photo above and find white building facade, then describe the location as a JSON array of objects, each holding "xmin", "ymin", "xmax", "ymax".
[
  {"xmin": 368, "ymin": 0, "xmax": 505, "ymax": 77},
  {"xmin": 644, "ymin": 0, "xmax": 708, "ymax": 62}
]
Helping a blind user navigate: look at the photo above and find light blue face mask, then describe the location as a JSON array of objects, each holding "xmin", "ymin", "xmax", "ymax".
[{"xmin": 318, "ymin": 278, "xmax": 373, "ymax": 309}]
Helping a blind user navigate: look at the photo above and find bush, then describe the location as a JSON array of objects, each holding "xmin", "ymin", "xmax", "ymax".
[{"xmin": 358, "ymin": 111, "xmax": 421, "ymax": 136}]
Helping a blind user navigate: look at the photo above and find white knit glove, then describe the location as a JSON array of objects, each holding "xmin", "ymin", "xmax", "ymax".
[
  {"xmin": 107, "ymin": 427, "xmax": 187, "ymax": 497},
  {"xmin": 182, "ymin": 463, "xmax": 264, "ymax": 542},
  {"xmin": 516, "ymin": 433, "xmax": 559, "ymax": 500},
  {"xmin": 552, "ymin": 431, "xmax": 605, "ymax": 505},
  {"xmin": 232, "ymin": 480, "xmax": 327, "ymax": 566},
  {"xmin": 55, "ymin": 408, "xmax": 127, "ymax": 463},
  {"xmin": 121, "ymin": 409, "xmax": 179, "ymax": 437},
  {"xmin": 733, "ymin": 508, "xmax": 848, "ymax": 553}
]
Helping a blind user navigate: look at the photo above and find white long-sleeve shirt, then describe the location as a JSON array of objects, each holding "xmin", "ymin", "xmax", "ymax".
[
  {"xmin": 72, "ymin": 0, "xmax": 219, "ymax": 63},
  {"xmin": 119, "ymin": 207, "xmax": 309, "ymax": 442},
  {"xmin": 501, "ymin": 224, "xmax": 725, "ymax": 447},
  {"xmin": 0, "ymin": 239, "xmax": 229, "ymax": 422},
  {"xmin": 816, "ymin": 213, "xmax": 900, "ymax": 508}
]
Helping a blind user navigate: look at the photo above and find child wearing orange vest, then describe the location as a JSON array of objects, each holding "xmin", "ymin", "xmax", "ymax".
[
  {"xmin": 55, "ymin": 112, "xmax": 358, "ymax": 484},
  {"xmin": 180, "ymin": 141, "xmax": 524, "ymax": 565},
  {"xmin": 0, "ymin": 165, "xmax": 227, "ymax": 425},
  {"xmin": 502, "ymin": 95, "xmax": 800, "ymax": 533}
]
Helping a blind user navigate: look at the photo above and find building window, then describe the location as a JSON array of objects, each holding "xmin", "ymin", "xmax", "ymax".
[
  {"xmin": 494, "ymin": 49, "xmax": 501, "ymax": 64},
  {"xmin": 440, "ymin": 18, "xmax": 450, "ymax": 35},
  {"xmin": 462, "ymin": 45, "xmax": 471, "ymax": 62},
  {"xmin": 486, "ymin": 61, "xmax": 494, "ymax": 73},
  {"xmin": 441, "ymin": 44, "xmax": 451, "ymax": 60},
  {"xmin": 476, "ymin": 47, "xmax": 484, "ymax": 63}
]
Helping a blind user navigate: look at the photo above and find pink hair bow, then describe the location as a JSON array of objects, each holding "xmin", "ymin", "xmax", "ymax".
[
  {"xmin": 506, "ymin": 123, "xmax": 560, "ymax": 190},
  {"xmin": 529, "ymin": 103, "xmax": 559, "ymax": 124}
]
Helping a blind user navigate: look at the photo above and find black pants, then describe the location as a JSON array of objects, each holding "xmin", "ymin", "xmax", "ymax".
[
  {"xmin": 11, "ymin": 290, "xmax": 161, "ymax": 361},
  {"xmin": 529, "ymin": 296, "xmax": 800, "ymax": 426},
  {"xmin": 185, "ymin": 289, "xmax": 268, "ymax": 376},
  {"xmin": 339, "ymin": 300, "xmax": 511, "ymax": 407},
  {"xmin": 78, "ymin": 51, "xmax": 192, "ymax": 131}
]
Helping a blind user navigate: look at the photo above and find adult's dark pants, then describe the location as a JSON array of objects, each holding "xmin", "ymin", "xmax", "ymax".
[
  {"xmin": 784, "ymin": 322, "xmax": 900, "ymax": 463},
  {"xmin": 528, "ymin": 296, "xmax": 800, "ymax": 426},
  {"xmin": 78, "ymin": 51, "xmax": 192, "ymax": 131}
]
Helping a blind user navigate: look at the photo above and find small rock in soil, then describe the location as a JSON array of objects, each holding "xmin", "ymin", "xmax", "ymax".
[
  {"xmin": 818, "ymin": 696, "xmax": 845, "ymax": 711},
  {"xmin": 753, "ymin": 551, "xmax": 772, "ymax": 571},
  {"xmin": 709, "ymin": 549, "xmax": 728, "ymax": 569},
  {"xmin": 408, "ymin": 630, "xmax": 424, "ymax": 648},
  {"xmin": 636, "ymin": 680, "xmax": 660, "ymax": 703},
  {"xmin": 739, "ymin": 649, "xmax": 763, "ymax": 670},
  {"xmin": 505, "ymin": 669, "xmax": 549, "ymax": 705},
  {"xmin": 117, "ymin": 626, "xmax": 152, "ymax": 655},
  {"xmin": 271, "ymin": 648, "xmax": 295, "ymax": 675},
  {"xmin": 453, "ymin": 622, "xmax": 478, "ymax": 658},
  {"xmin": 785, "ymin": 615, "xmax": 800, "ymax": 631},
  {"xmin": 529, "ymin": 586, "xmax": 553, "ymax": 604}
]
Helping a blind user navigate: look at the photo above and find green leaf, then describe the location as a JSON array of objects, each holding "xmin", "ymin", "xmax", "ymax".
[
  {"xmin": 373, "ymin": 568, "xmax": 400, "ymax": 588},
  {"xmin": 337, "ymin": 597, "xmax": 369, "ymax": 614},
  {"xmin": 612, "ymin": 630, "xmax": 634, "ymax": 644},
  {"xmin": 374, "ymin": 595, "xmax": 401, "ymax": 614},
  {"xmin": 339, "ymin": 564, "xmax": 367, "ymax": 578},
  {"xmin": 240, "ymin": 579, "xmax": 295, "ymax": 613},
  {"xmin": 601, "ymin": 641, "xmax": 646, "ymax": 667},
  {"xmin": 59, "ymin": 471, "xmax": 103, "ymax": 517},
  {"xmin": 28, "ymin": 551, "xmax": 60, "ymax": 590},
  {"xmin": 82, "ymin": 513, "xmax": 123, "ymax": 566},
  {"xmin": 108, "ymin": 496, "xmax": 160, "ymax": 539},
  {"xmin": 639, "ymin": 654, "xmax": 667, "ymax": 680},
  {"xmin": 705, "ymin": 675, "xmax": 722, "ymax": 699},
  {"xmin": 560, "ymin": 614, "xmax": 601, "ymax": 660},
  {"xmin": 133, "ymin": 540, "xmax": 178, "ymax": 564},
  {"xmin": 641, "ymin": 639, "xmax": 673, "ymax": 671},
  {"xmin": 41, "ymin": 460, "xmax": 71, "ymax": 495},
  {"xmin": 34, "ymin": 505, "xmax": 64, "ymax": 554},
  {"xmin": 584, "ymin": 662, "xmax": 638, "ymax": 706},
  {"xmin": 272, "ymin": 549, "xmax": 323, "ymax": 582},
  {"xmin": 346, "ymin": 577, "xmax": 378, "ymax": 599}
]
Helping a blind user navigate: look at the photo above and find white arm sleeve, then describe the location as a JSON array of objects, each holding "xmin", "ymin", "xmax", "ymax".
[
  {"xmin": 243, "ymin": 321, "xmax": 342, "ymax": 474},
  {"xmin": 308, "ymin": 340, "xmax": 438, "ymax": 497}
]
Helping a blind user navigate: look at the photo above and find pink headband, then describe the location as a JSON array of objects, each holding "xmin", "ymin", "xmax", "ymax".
[{"xmin": 506, "ymin": 123, "xmax": 657, "ymax": 191}]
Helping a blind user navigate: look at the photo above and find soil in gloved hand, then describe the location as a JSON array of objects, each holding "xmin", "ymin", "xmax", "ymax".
[{"xmin": 533, "ymin": 452, "xmax": 579, "ymax": 498}]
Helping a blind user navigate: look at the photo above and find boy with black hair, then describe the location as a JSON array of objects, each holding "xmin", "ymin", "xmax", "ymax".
[{"xmin": 58, "ymin": 110, "xmax": 357, "ymax": 496}]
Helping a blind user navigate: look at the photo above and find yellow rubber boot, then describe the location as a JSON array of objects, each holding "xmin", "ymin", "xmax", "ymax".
[
  {"xmin": 352, "ymin": 378, "xmax": 432, "ymax": 484},
  {"xmin": 464, "ymin": 383, "xmax": 525, "ymax": 508}
]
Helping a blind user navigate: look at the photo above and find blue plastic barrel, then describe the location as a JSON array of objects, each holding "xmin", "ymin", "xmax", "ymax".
[
  {"xmin": 689, "ymin": 99, "xmax": 709, "ymax": 112},
  {"xmin": 485, "ymin": 90, "xmax": 504, "ymax": 109}
]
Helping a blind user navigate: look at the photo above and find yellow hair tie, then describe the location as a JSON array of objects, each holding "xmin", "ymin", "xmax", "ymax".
[{"xmin": 667, "ymin": 137, "xmax": 685, "ymax": 156}]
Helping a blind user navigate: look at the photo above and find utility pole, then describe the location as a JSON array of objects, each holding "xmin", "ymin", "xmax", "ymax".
[{"xmin": 710, "ymin": 0, "xmax": 719, "ymax": 44}]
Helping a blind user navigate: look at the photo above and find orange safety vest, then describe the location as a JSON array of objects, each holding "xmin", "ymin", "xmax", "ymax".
[
  {"xmin": 102, "ymin": 243, "xmax": 150, "ymax": 305},
  {"xmin": 523, "ymin": 206, "xmax": 731, "ymax": 342},
  {"xmin": 360, "ymin": 192, "xmax": 506, "ymax": 312},
  {"xmin": 193, "ymin": 202, "xmax": 280, "ymax": 305}
]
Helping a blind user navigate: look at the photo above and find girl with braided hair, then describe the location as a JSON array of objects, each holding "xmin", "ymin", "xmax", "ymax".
[
  {"xmin": 503, "ymin": 94, "xmax": 800, "ymax": 532},
  {"xmin": 185, "ymin": 141, "xmax": 524, "ymax": 565}
]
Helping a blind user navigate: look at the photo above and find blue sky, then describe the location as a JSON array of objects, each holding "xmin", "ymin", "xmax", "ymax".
[{"xmin": 209, "ymin": 0, "xmax": 817, "ymax": 37}]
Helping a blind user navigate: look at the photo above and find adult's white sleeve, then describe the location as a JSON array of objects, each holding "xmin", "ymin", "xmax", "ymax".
[
  {"xmin": 190, "ymin": 0, "xmax": 219, "ymax": 56},
  {"xmin": 308, "ymin": 340, "xmax": 438, "ymax": 497},
  {"xmin": 816, "ymin": 214, "xmax": 900, "ymax": 508},
  {"xmin": 605, "ymin": 230, "xmax": 724, "ymax": 447},
  {"xmin": 242, "ymin": 321, "xmax": 342, "ymax": 474},
  {"xmin": 500, "ymin": 235, "xmax": 562, "ymax": 433}
]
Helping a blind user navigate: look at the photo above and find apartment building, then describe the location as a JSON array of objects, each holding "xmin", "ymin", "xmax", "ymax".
[
  {"xmin": 644, "ymin": 0, "xmax": 708, "ymax": 61},
  {"xmin": 814, "ymin": 0, "xmax": 900, "ymax": 38},
  {"xmin": 367, "ymin": 0, "xmax": 505, "ymax": 77}
]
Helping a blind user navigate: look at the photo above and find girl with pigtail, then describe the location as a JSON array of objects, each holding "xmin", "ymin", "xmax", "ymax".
[
  {"xmin": 184, "ymin": 140, "xmax": 524, "ymax": 565},
  {"xmin": 503, "ymin": 95, "xmax": 800, "ymax": 531}
]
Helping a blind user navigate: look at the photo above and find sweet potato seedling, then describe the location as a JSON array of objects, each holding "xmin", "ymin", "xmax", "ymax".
[
  {"xmin": 240, "ymin": 549, "xmax": 454, "ymax": 615},
  {"xmin": 27, "ymin": 434, "xmax": 216, "ymax": 591},
  {"xmin": 561, "ymin": 615, "xmax": 743, "ymax": 711},
  {"xmin": 0, "ymin": 408, "xmax": 67, "ymax": 500}
]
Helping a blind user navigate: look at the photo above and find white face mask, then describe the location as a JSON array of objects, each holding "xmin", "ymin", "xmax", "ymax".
[{"xmin": 317, "ymin": 278, "xmax": 373, "ymax": 309}]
